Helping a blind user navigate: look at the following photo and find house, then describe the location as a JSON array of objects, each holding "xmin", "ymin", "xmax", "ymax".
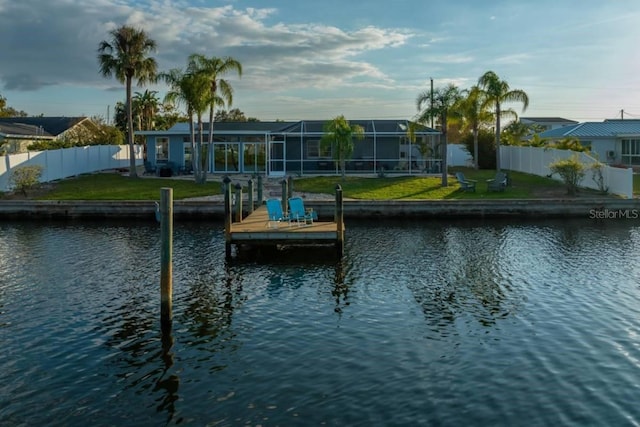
[
  {"xmin": 520, "ymin": 117, "xmax": 579, "ymax": 132},
  {"xmin": 137, "ymin": 119, "xmax": 440, "ymax": 176},
  {"xmin": 537, "ymin": 119, "xmax": 640, "ymax": 166},
  {"xmin": 0, "ymin": 116, "xmax": 94, "ymax": 155}
]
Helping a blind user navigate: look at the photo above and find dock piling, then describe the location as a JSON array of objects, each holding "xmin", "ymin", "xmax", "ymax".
[
  {"xmin": 335, "ymin": 184, "xmax": 344, "ymax": 258},
  {"xmin": 160, "ymin": 187, "xmax": 173, "ymax": 329},
  {"xmin": 281, "ymin": 179, "xmax": 288, "ymax": 213},
  {"xmin": 257, "ymin": 174, "xmax": 263, "ymax": 205},
  {"xmin": 248, "ymin": 179, "xmax": 255, "ymax": 214},
  {"xmin": 234, "ymin": 183, "xmax": 243, "ymax": 223},
  {"xmin": 224, "ymin": 176, "xmax": 232, "ymax": 258}
]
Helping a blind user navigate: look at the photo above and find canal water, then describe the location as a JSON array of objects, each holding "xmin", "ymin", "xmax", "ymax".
[{"xmin": 1, "ymin": 218, "xmax": 639, "ymax": 426}]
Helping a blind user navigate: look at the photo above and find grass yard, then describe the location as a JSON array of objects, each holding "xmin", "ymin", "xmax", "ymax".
[
  {"xmin": 293, "ymin": 168, "xmax": 576, "ymax": 200},
  {"xmin": 0, "ymin": 167, "xmax": 631, "ymax": 201},
  {"xmin": 33, "ymin": 173, "xmax": 222, "ymax": 201}
]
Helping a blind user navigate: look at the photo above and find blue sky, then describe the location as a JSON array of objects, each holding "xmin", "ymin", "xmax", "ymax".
[{"xmin": 2, "ymin": 0, "xmax": 640, "ymax": 123}]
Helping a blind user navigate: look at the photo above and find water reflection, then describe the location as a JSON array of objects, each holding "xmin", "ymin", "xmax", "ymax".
[{"xmin": 2, "ymin": 219, "xmax": 640, "ymax": 426}]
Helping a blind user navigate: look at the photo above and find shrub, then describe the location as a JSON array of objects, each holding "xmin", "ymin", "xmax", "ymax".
[
  {"xmin": 10, "ymin": 165, "xmax": 44, "ymax": 196},
  {"xmin": 460, "ymin": 129, "xmax": 496, "ymax": 170},
  {"xmin": 549, "ymin": 156, "xmax": 585, "ymax": 195}
]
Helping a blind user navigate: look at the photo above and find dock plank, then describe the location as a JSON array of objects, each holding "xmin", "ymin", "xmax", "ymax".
[{"xmin": 229, "ymin": 206, "xmax": 341, "ymax": 243}]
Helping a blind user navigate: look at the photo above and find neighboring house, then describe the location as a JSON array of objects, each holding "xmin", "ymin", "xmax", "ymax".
[
  {"xmin": 0, "ymin": 116, "xmax": 94, "ymax": 155},
  {"xmin": 137, "ymin": 119, "xmax": 440, "ymax": 176},
  {"xmin": 537, "ymin": 119, "xmax": 640, "ymax": 166},
  {"xmin": 520, "ymin": 117, "xmax": 579, "ymax": 132}
]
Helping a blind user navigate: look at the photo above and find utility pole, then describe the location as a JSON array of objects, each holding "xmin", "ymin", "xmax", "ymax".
[{"xmin": 621, "ymin": 109, "xmax": 624, "ymax": 120}]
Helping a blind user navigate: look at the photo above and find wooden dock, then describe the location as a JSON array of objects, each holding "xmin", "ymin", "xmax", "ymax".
[
  {"xmin": 223, "ymin": 179, "xmax": 344, "ymax": 259},
  {"xmin": 230, "ymin": 205, "xmax": 342, "ymax": 244}
]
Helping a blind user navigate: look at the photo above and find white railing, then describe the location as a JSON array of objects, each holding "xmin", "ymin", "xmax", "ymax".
[
  {"xmin": 0, "ymin": 145, "xmax": 144, "ymax": 192},
  {"xmin": 501, "ymin": 146, "xmax": 634, "ymax": 199}
]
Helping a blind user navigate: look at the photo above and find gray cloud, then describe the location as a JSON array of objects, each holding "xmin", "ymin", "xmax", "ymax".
[{"xmin": 0, "ymin": 0, "xmax": 412, "ymax": 95}]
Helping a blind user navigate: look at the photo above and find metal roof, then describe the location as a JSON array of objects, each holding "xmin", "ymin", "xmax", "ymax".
[
  {"xmin": 521, "ymin": 117, "xmax": 578, "ymax": 124},
  {"xmin": 538, "ymin": 120, "xmax": 640, "ymax": 138},
  {"xmin": 138, "ymin": 119, "xmax": 438, "ymax": 136}
]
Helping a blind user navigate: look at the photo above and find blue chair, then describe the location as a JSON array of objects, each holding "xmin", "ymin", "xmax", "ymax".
[
  {"xmin": 265, "ymin": 199, "xmax": 291, "ymax": 228},
  {"xmin": 288, "ymin": 197, "xmax": 318, "ymax": 226},
  {"xmin": 487, "ymin": 172, "xmax": 508, "ymax": 192},
  {"xmin": 455, "ymin": 172, "xmax": 477, "ymax": 192}
]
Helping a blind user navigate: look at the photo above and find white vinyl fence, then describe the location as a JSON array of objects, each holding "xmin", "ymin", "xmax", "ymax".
[
  {"xmin": 501, "ymin": 146, "xmax": 634, "ymax": 199},
  {"xmin": 0, "ymin": 145, "xmax": 143, "ymax": 192}
]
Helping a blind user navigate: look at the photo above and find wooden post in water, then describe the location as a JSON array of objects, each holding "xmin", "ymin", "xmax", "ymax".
[
  {"xmin": 224, "ymin": 176, "xmax": 232, "ymax": 258},
  {"xmin": 335, "ymin": 184, "xmax": 344, "ymax": 258},
  {"xmin": 281, "ymin": 179, "xmax": 288, "ymax": 213},
  {"xmin": 160, "ymin": 187, "xmax": 173, "ymax": 329},
  {"xmin": 257, "ymin": 174, "xmax": 263, "ymax": 205},
  {"xmin": 248, "ymin": 179, "xmax": 255, "ymax": 214},
  {"xmin": 234, "ymin": 183, "xmax": 243, "ymax": 223}
]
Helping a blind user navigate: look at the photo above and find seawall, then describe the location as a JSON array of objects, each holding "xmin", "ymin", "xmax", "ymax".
[{"xmin": 1, "ymin": 198, "xmax": 639, "ymax": 221}]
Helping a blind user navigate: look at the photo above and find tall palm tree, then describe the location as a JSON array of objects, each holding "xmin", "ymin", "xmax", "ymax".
[
  {"xmin": 98, "ymin": 25, "xmax": 158, "ymax": 178},
  {"xmin": 161, "ymin": 68, "xmax": 209, "ymax": 183},
  {"xmin": 416, "ymin": 83, "xmax": 462, "ymax": 186},
  {"xmin": 478, "ymin": 71, "xmax": 529, "ymax": 171},
  {"xmin": 451, "ymin": 86, "xmax": 493, "ymax": 169},
  {"xmin": 319, "ymin": 115, "xmax": 365, "ymax": 179},
  {"xmin": 187, "ymin": 54, "xmax": 242, "ymax": 181}
]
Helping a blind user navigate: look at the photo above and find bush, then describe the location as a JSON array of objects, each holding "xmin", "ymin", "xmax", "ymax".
[
  {"xmin": 460, "ymin": 129, "xmax": 496, "ymax": 169},
  {"xmin": 549, "ymin": 156, "xmax": 585, "ymax": 195},
  {"xmin": 10, "ymin": 165, "xmax": 44, "ymax": 195}
]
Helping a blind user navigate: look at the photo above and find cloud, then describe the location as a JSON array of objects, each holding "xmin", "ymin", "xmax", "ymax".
[{"xmin": 0, "ymin": 0, "xmax": 412, "ymax": 96}]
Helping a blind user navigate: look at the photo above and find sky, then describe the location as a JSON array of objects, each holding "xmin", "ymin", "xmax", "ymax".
[{"xmin": 2, "ymin": 0, "xmax": 640, "ymax": 123}]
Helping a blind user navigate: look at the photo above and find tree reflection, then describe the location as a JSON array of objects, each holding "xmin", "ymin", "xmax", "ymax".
[{"xmin": 407, "ymin": 225, "xmax": 514, "ymax": 335}]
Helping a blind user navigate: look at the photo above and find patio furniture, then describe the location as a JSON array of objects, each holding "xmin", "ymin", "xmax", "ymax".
[
  {"xmin": 455, "ymin": 172, "xmax": 477, "ymax": 192},
  {"xmin": 487, "ymin": 172, "xmax": 508, "ymax": 192},
  {"xmin": 265, "ymin": 198, "xmax": 291, "ymax": 228},
  {"xmin": 288, "ymin": 197, "xmax": 317, "ymax": 226}
]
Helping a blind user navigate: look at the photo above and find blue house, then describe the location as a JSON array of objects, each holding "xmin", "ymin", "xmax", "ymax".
[
  {"xmin": 537, "ymin": 119, "xmax": 640, "ymax": 166},
  {"xmin": 137, "ymin": 119, "xmax": 440, "ymax": 177}
]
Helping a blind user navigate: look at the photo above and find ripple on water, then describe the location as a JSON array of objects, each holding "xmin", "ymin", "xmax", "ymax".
[{"xmin": 1, "ymin": 219, "xmax": 640, "ymax": 425}]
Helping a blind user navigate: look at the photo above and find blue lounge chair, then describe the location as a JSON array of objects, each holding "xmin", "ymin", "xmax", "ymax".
[
  {"xmin": 288, "ymin": 197, "xmax": 318, "ymax": 226},
  {"xmin": 265, "ymin": 198, "xmax": 290, "ymax": 228},
  {"xmin": 487, "ymin": 172, "xmax": 508, "ymax": 192},
  {"xmin": 455, "ymin": 172, "xmax": 477, "ymax": 192}
]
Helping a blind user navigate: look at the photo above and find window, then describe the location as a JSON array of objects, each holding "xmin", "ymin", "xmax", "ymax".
[
  {"xmin": 156, "ymin": 137, "xmax": 169, "ymax": 161},
  {"xmin": 621, "ymin": 139, "xmax": 640, "ymax": 165},
  {"xmin": 307, "ymin": 140, "xmax": 332, "ymax": 158}
]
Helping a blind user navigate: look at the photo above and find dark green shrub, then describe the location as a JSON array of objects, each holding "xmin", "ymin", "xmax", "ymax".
[{"xmin": 460, "ymin": 129, "xmax": 496, "ymax": 169}]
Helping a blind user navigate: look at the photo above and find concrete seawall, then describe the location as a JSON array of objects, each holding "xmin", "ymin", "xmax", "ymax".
[{"xmin": 1, "ymin": 198, "xmax": 639, "ymax": 220}]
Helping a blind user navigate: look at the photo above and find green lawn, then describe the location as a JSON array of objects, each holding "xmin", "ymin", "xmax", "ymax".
[
  {"xmin": 1, "ymin": 167, "xmax": 632, "ymax": 201},
  {"xmin": 35, "ymin": 173, "xmax": 222, "ymax": 201},
  {"xmin": 293, "ymin": 168, "xmax": 568, "ymax": 199}
]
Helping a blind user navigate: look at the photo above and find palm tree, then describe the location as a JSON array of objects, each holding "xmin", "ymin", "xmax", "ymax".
[
  {"xmin": 98, "ymin": 25, "xmax": 158, "ymax": 178},
  {"xmin": 416, "ymin": 83, "xmax": 462, "ymax": 186},
  {"xmin": 451, "ymin": 86, "xmax": 493, "ymax": 169},
  {"xmin": 478, "ymin": 71, "xmax": 529, "ymax": 171},
  {"xmin": 187, "ymin": 54, "xmax": 242, "ymax": 181},
  {"xmin": 161, "ymin": 68, "xmax": 209, "ymax": 182},
  {"xmin": 319, "ymin": 115, "xmax": 365, "ymax": 179},
  {"xmin": 132, "ymin": 89, "xmax": 160, "ymax": 130}
]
